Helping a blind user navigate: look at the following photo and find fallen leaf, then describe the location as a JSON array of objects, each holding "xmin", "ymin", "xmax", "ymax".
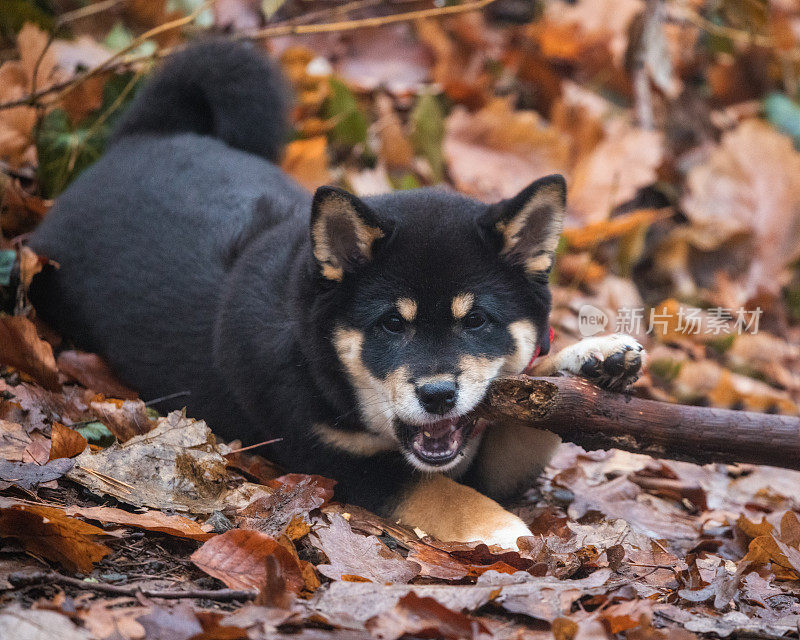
[
  {"xmin": 0, "ymin": 419, "xmax": 33, "ymax": 461},
  {"xmin": 311, "ymin": 514, "xmax": 420, "ymax": 583},
  {"xmin": 0, "ymin": 457, "xmax": 73, "ymax": 490},
  {"xmin": 280, "ymin": 136, "xmax": 330, "ymax": 192},
  {"xmin": 48, "ymin": 422, "xmax": 88, "ymax": 460},
  {"xmin": 237, "ymin": 473, "xmax": 335, "ymax": 539},
  {"xmin": 88, "ymin": 398, "xmax": 152, "ymax": 442},
  {"xmin": 568, "ymin": 118, "xmax": 664, "ymax": 224},
  {"xmin": 490, "ymin": 568, "xmax": 614, "ymax": 622},
  {"xmin": 365, "ymin": 592, "xmax": 489, "ymax": 640},
  {"xmin": 56, "ymin": 350, "xmax": 138, "ymax": 400},
  {"xmin": 682, "ymin": 119, "xmax": 800, "ymax": 303},
  {"xmin": 136, "ymin": 605, "xmax": 203, "ymax": 640},
  {"xmin": 0, "ymin": 315, "xmax": 60, "ymax": 390},
  {"xmin": 66, "ymin": 410, "xmax": 243, "ymax": 513},
  {"xmin": 191, "ymin": 528, "xmax": 306, "ymax": 593},
  {"xmin": 444, "ymin": 97, "xmax": 569, "ymax": 201},
  {"xmin": 65, "ymin": 505, "xmax": 214, "ymax": 541},
  {"xmin": 0, "ymin": 605, "xmax": 91, "ymax": 640},
  {"xmin": 0, "ymin": 497, "xmax": 111, "ymax": 572}
]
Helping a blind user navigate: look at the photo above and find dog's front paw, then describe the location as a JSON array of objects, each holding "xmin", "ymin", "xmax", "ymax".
[
  {"xmin": 556, "ymin": 334, "xmax": 645, "ymax": 391},
  {"xmin": 478, "ymin": 517, "xmax": 532, "ymax": 550}
]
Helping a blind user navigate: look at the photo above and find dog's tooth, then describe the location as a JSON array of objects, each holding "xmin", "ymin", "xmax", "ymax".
[{"xmin": 423, "ymin": 431, "xmax": 431, "ymax": 438}]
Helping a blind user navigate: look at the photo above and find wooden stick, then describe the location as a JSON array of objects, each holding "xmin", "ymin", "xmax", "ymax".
[
  {"xmin": 9, "ymin": 571, "xmax": 257, "ymax": 601},
  {"xmin": 479, "ymin": 376, "xmax": 800, "ymax": 471}
]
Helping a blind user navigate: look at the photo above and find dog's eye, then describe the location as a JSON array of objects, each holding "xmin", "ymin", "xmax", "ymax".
[
  {"xmin": 381, "ymin": 313, "xmax": 406, "ymax": 334},
  {"xmin": 463, "ymin": 311, "xmax": 487, "ymax": 330}
]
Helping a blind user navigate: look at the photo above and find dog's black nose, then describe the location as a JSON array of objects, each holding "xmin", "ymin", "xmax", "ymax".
[{"xmin": 416, "ymin": 381, "xmax": 457, "ymax": 415}]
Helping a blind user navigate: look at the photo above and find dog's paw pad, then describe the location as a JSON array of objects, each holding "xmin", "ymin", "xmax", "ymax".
[{"xmin": 559, "ymin": 334, "xmax": 645, "ymax": 391}]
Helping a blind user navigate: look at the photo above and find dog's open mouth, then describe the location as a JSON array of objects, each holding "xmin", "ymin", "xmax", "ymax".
[{"xmin": 399, "ymin": 416, "xmax": 473, "ymax": 465}]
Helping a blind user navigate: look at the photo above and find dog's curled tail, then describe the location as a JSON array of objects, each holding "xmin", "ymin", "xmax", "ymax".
[{"xmin": 112, "ymin": 40, "xmax": 289, "ymax": 162}]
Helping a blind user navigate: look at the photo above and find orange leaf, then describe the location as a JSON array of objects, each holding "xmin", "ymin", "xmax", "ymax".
[
  {"xmin": 65, "ymin": 505, "xmax": 214, "ymax": 542},
  {"xmin": 0, "ymin": 315, "xmax": 60, "ymax": 391},
  {"xmin": 57, "ymin": 350, "xmax": 138, "ymax": 400},
  {"xmin": 0, "ymin": 498, "xmax": 111, "ymax": 572},
  {"xmin": 49, "ymin": 422, "xmax": 88, "ymax": 460},
  {"xmin": 281, "ymin": 136, "xmax": 330, "ymax": 192},
  {"xmin": 191, "ymin": 529, "xmax": 307, "ymax": 593}
]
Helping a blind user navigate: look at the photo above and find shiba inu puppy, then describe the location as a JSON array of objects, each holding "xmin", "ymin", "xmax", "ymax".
[{"xmin": 30, "ymin": 42, "xmax": 645, "ymax": 548}]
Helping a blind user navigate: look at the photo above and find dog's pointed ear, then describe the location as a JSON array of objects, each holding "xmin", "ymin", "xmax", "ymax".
[
  {"xmin": 484, "ymin": 174, "xmax": 566, "ymax": 276},
  {"xmin": 310, "ymin": 186, "xmax": 387, "ymax": 281}
]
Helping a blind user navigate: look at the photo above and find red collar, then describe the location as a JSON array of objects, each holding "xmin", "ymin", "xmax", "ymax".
[{"xmin": 523, "ymin": 327, "xmax": 554, "ymax": 375}]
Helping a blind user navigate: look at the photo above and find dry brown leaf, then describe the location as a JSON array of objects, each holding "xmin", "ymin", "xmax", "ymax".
[
  {"xmin": 0, "ymin": 315, "xmax": 60, "ymax": 390},
  {"xmin": 191, "ymin": 529, "xmax": 306, "ymax": 593},
  {"xmin": 543, "ymin": 0, "xmax": 644, "ymax": 66},
  {"xmin": 444, "ymin": 98, "xmax": 569, "ymax": 201},
  {"xmin": 682, "ymin": 120, "xmax": 800, "ymax": 303},
  {"xmin": 0, "ymin": 23, "xmax": 61, "ymax": 168},
  {"xmin": 64, "ymin": 505, "xmax": 213, "ymax": 541},
  {"xmin": 48, "ymin": 422, "xmax": 88, "ymax": 460},
  {"xmin": 0, "ymin": 497, "xmax": 111, "ymax": 572},
  {"xmin": 88, "ymin": 398, "xmax": 152, "ymax": 442},
  {"xmin": 57, "ymin": 351, "xmax": 138, "ymax": 400},
  {"xmin": 0, "ymin": 457, "xmax": 73, "ymax": 490},
  {"xmin": 280, "ymin": 136, "xmax": 330, "ymax": 192},
  {"xmin": 0, "ymin": 605, "xmax": 92, "ymax": 640},
  {"xmin": 67, "ymin": 410, "xmax": 267, "ymax": 513},
  {"xmin": 375, "ymin": 94, "xmax": 414, "ymax": 172},
  {"xmin": 365, "ymin": 592, "xmax": 489, "ymax": 640},
  {"xmin": 0, "ymin": 419, "xmax": 33, "ymax": 461},
  {"xmin": 237, "ymin": 473, "xmax": 334, "ymax": 539},
  {"xmin": 562, "ymin": 209, "xmax": 669, "ymax": 249},
  {"xmin": 0, "ymin": 177, "xmax": 51, "ymax": 237},
  {"xmin": 568, "ymin": 118, "xmax": 663, "ymax": 224},
  {"xmin": 311, "ymin": 514, "xmax": 419, "ymax": 583}
]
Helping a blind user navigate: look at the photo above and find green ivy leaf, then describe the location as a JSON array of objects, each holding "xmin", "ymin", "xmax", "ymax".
[
  {"xmin": 764, "ymin": 93, "xmax": 800, "ymax": 149},
  {"xmin": 324, "ymin": 78, "xmax": 368, "ymax": 148},
  {"xmin": 36, "ymin": 71, "xmax": 145, "ymax": 198},
  {"xmin": 410, "ymin": 92, "xmax": 446, "ymax": 183},
  {"xmin": 73, "ymin": 421, "xmax": 116, "ymax": 448},
  {"xmin": 0, "ymin": 250, "xmax": 15, "ymax": 287}
]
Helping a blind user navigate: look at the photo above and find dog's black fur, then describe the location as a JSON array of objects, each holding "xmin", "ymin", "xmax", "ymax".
[{"xmin": 29, "ymin": 42, "xmax": 564, "ymax": 520}]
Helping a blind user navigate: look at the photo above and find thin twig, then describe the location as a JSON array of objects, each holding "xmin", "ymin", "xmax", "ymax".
[
  {"xmin": 237, "ymin": 0, "xmax": 499, "ymax": 40},
  {"xmin": 0, "ymin": 3, "xmax": 209, "ymax": 113},
  {"xmin": 9, "ymin": 571, "xmax": 257, "ymax": 601},
  {"xmin": 56, "ymin": 0, "xmax": 129, "ymax": 26},
  {"xmin": 224, "ymin": 438, "xmax": 283, "ymax": 455},
  {"xmin": 0, "ymin": 0, "xmax": 498, "ymax": 114},
  {"xmin": 144, "ymin": 390, "xmax": 191, "ymax": 406}
]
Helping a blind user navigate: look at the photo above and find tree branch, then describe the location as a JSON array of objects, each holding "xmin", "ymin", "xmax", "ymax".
[
  {"xmin": 480, "ymin": 376, "xmax": 800, "ymax": 470},
  {"xmin": 9, "ymin": 571, "xmax": 256, "ymax": 601}
]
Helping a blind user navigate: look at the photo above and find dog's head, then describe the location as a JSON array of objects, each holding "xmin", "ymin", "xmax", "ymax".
[{"xmin": 308, "ymin": 175, "xmax": 565, "ymax": 472}]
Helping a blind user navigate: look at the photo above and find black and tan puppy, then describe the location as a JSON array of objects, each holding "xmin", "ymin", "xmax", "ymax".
[{"xmin": 30, "ymin": 42, "xmax": 645, "ymax": 548}]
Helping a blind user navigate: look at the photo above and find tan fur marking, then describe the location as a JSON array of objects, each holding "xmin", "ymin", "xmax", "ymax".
[
  {"xmin": 497, "ymin": 183, "xmax": 563, "ymax": 249},
  {"xmin": 501, "ymin": 320, "xmax": 538, "ymax": 375},
  {"xmin": 313, "ymin": 423, "xmax": 396, "ymax": 456},
  {"xmin": 497, "ymin": 183, "xmax": 564, "ymax": 275},
  {"xmin": 525, "ymin": 253, "xmax": 554, "ymax": 274},
  {"xmin": 455, "ymin": 354, "xmax": 505, "ymax": 413},
  {"xmin": 332, "ymin": 326, "xmax": 416, "ymax": 439},
  {"xmin": 311, "ymin": 194, "xmax": 384, "ymax": 280},
  {"xmin": 451, "ymin": 293, "xmax": 475, "ymax": 319},
  {"xmin": 396, "ymin": 298, "xmax": 418, "ymax": 322},
  {"xmin": 392, "ymin": 474, "xmax": 530, "ymax": 546},
  {"xmin": 321, "ymin": 263, "xmax": 343, "ymax": 282}
]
